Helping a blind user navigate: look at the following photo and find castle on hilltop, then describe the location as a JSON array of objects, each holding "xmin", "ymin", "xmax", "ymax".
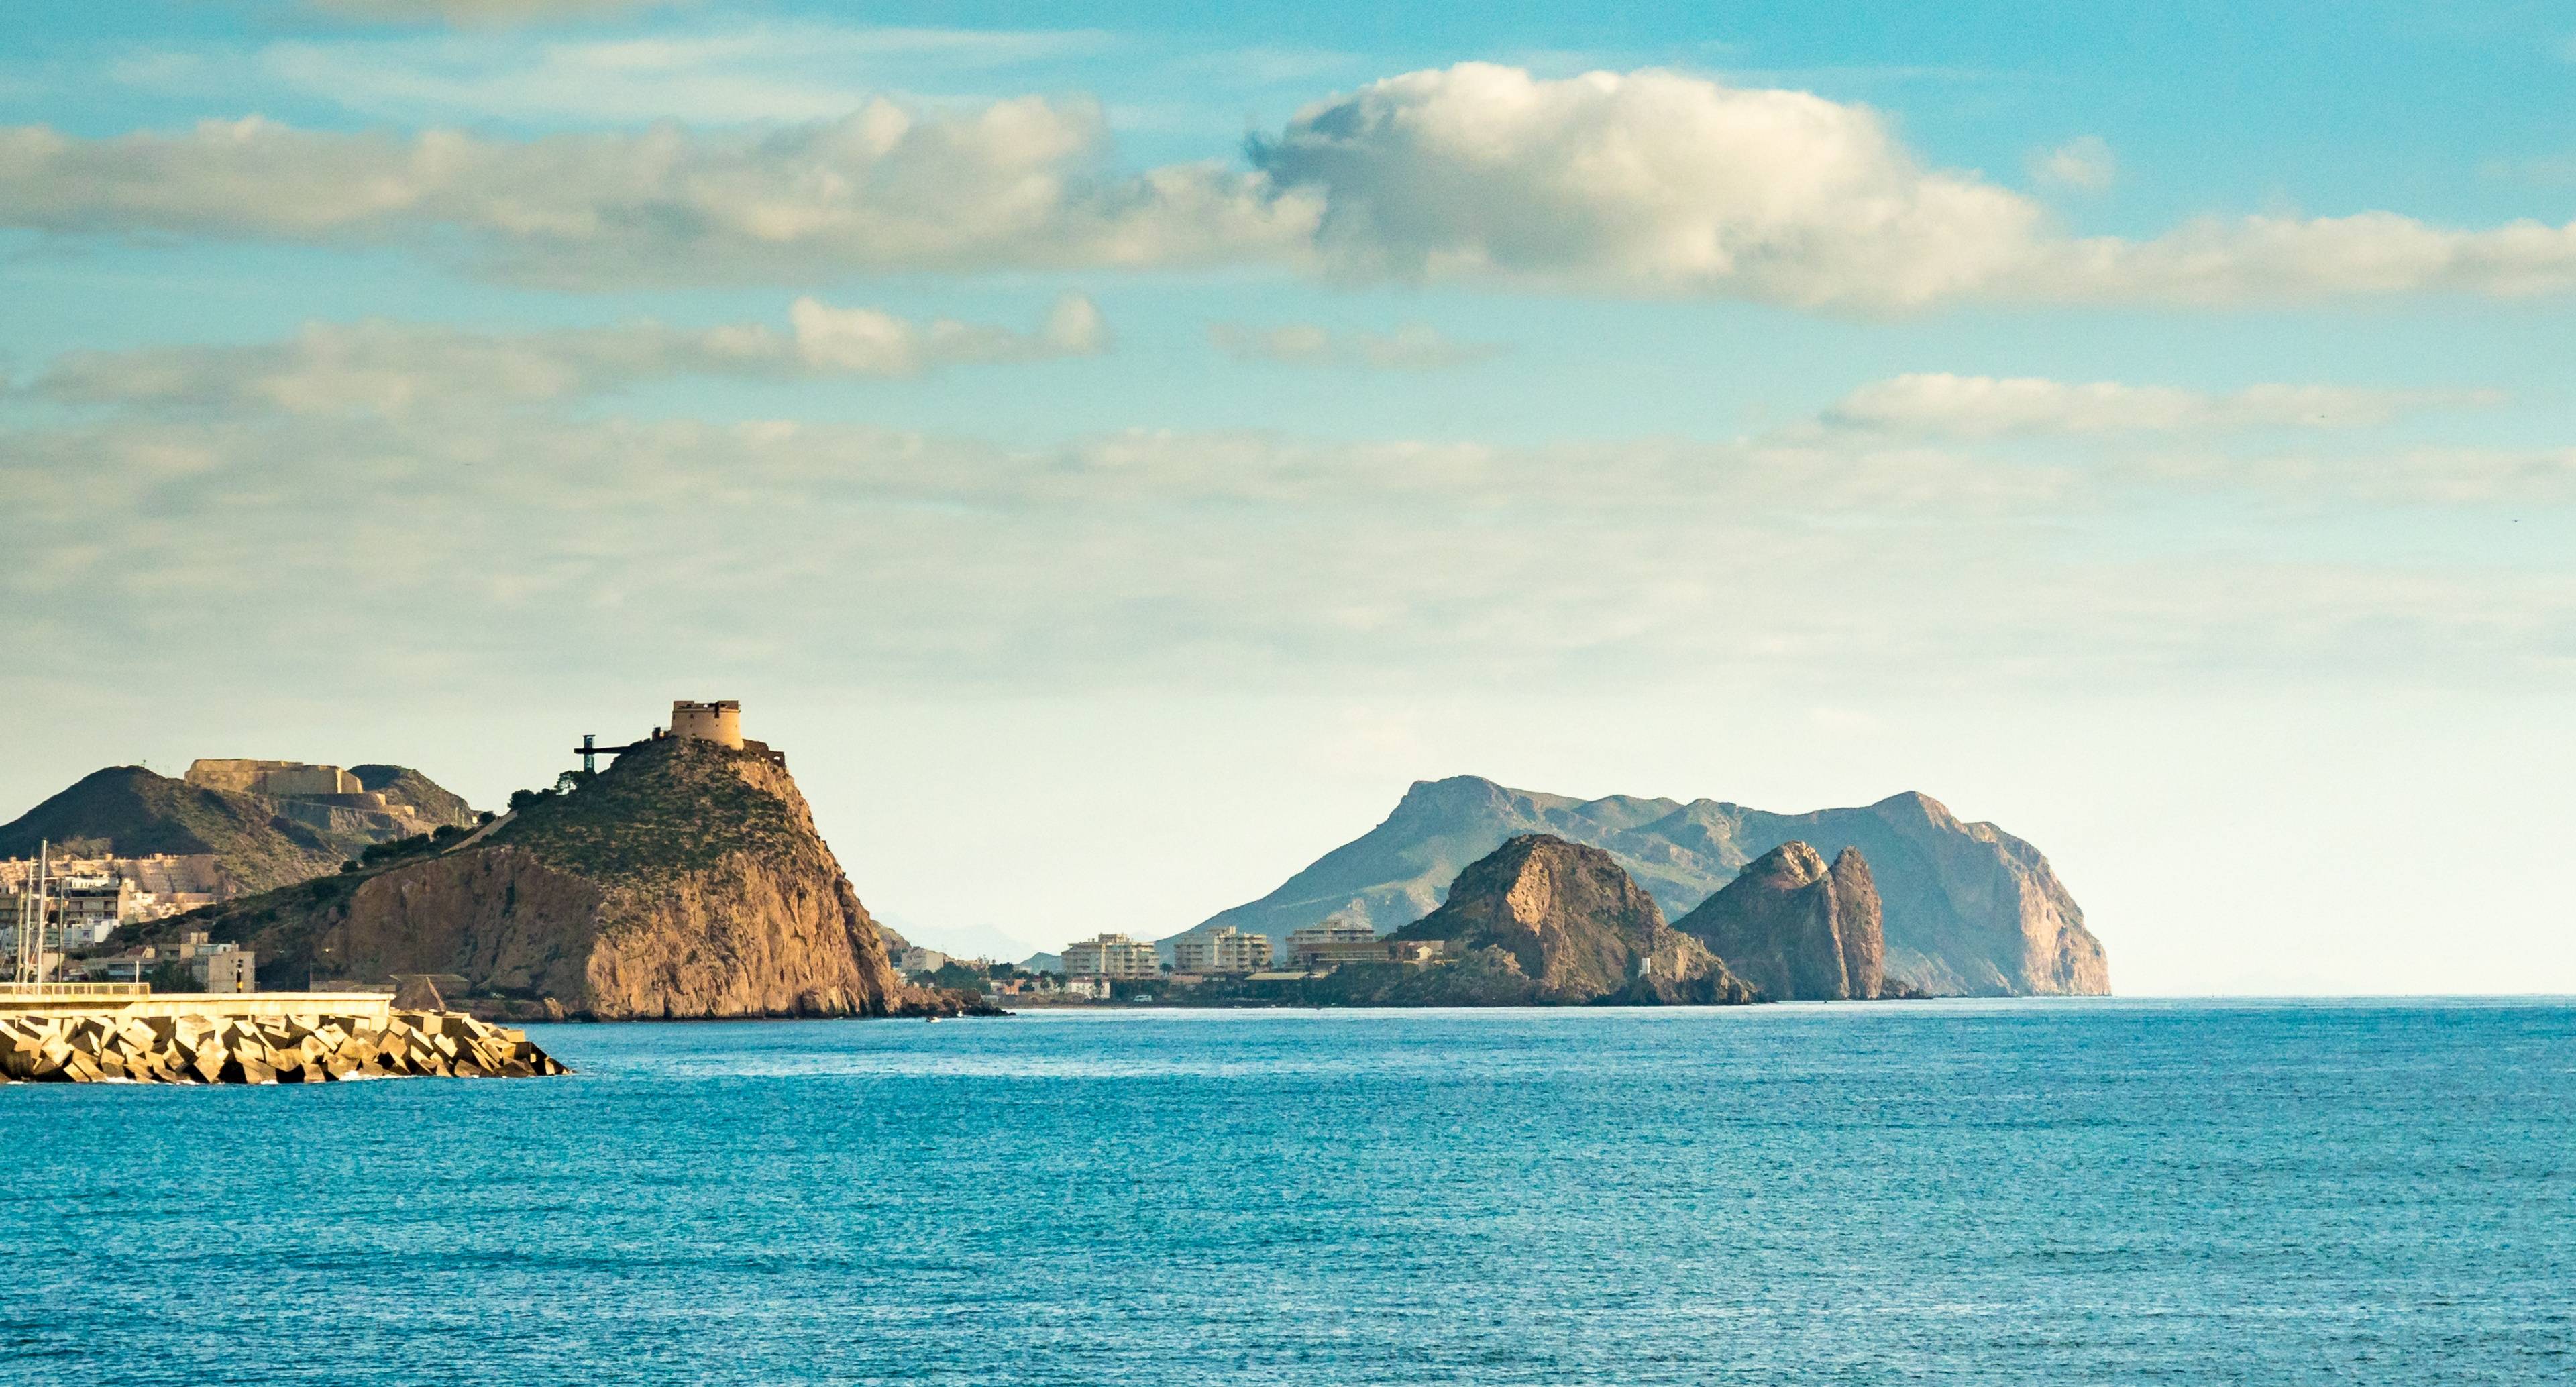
[
  {"xmin": 578, "ymin": 700, "xmax": 784, "ymax": 771},
  {"xmin": 182, "ymin": 759, "xmax": 436, "ymax": 840}
]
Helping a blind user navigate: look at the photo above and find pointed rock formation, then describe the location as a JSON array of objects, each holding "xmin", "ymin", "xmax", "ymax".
[
  {"xmin": 139, "ymin": 736, "xmax": 947, "ymax": 1021},
  {"xmin": 1674, "ymin": 841, "xmax": 1890, "ymax": 1001},
  {"xmin": 1390, "ymin": 834, "xmax": 1755, "ymax": 1005},
  {"xmin": 1829, "ymin": 846, "xmax": 1885, "ymax": 1001}
]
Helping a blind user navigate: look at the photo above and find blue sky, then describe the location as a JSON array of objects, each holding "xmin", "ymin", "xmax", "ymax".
[{"xmin": 4, "ymin": 1, "xmax": 2573, "ymax": 991}]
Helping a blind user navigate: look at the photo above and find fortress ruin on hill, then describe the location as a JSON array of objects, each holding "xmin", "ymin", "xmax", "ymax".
[{"xmin": 183, "ymin": 758, "xmax": 441, "ymax": 842}]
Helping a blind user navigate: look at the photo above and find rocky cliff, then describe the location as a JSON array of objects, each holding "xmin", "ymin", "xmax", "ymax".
[
  {"xmin": 1673, "ymin": 842, "xmax": 1889, "ymax": 1001},
  {"xmin": 1177, "ymin": 776, "xmax": 2108, "ymax": 997},
  {"xmin": 149, "ymin": 737, "xmax": 944, "ymax": 1021},
  {"xmin": 1827, "ymin": 848, "xmax": 1885, "ymax": 1000},
  {"xmin": 1387, "ymin": 834, "xmax": 1755, "ymax": 1005},
  {"xmin": 1, "ymin": 763, "xmax": 474, "ymax": 895}
]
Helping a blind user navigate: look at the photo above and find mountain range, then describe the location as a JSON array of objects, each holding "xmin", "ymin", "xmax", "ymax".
[{"xmin": 1177, "ymin": 775, "xmax": 2108, "ymax": 996}]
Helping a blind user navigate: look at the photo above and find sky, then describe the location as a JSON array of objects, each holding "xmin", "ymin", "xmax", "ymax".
[{"xmin": 3, "ymin": 0, "xmax": 2573, "ymax": 992}]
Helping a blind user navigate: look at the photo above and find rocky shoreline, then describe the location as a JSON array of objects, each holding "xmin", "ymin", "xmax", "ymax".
[{"xmin": 0, "ymin": 1009, "xmax": 568, "ymax": 1085}]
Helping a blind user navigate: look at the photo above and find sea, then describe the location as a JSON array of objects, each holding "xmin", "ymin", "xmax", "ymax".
[{"xmin": 3, "ymin": 999, "xmax": 2571, "ymax": 1385}]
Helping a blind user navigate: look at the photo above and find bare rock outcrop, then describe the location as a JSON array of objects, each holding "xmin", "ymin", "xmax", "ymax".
[
  {"xmin": 1674, "ymin": 841, "xmax": 1892, "ymax": 1001},
  {"xmin": 1392, "ymin": 834, "xmax": 1755, "ymax": 1005},
  {"xmin": 153, "ymin": 738, "xmax": 940, "ymax": 1021},
  {"xmin": 1829, "ymin": 846, "xmax": 1886, "ymax": 1000}
]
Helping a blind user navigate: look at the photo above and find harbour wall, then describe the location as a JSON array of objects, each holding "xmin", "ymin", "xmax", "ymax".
[{"xmin": 0, "ymin": 1006, "xmax": 567, "ymax": 1085}]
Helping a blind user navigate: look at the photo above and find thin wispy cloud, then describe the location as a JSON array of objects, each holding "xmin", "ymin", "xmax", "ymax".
[
  {"xmin": 1208, "ymin": 321, "xmax": 1505, "ymax": 370},
  {"xmin": 23, "ymin": 295, "xmax": 1107, "ymax": 416},
  {"xmin": 1825, "ymin": 374, "xmax": 2505, "ymax": 438},
  {"xmin": 2031, "ymin": 135, "xmax": 2116, "ymax": 192},
  {"xmin": 299, "ymin": 0, "xmax": 680, "ymax": 26}
]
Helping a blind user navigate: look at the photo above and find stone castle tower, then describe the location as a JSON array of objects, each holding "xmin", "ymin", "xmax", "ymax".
[{"xmin": 667, "ymin": 700, "xmax": 743, "ymax": 748}]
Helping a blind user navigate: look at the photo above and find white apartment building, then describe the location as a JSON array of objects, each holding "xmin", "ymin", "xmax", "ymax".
[
  {"xmin": 1061, "ymin": 933, "xmax": 1161, "ymax": 979},
  {"xmin": 1171, "ymin": 927, "xmax": 1273, "ymax": 975}
]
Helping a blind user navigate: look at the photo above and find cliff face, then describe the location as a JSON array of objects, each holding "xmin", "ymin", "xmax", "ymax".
[
  {"xmin": 1674, "ymin": 842, "xmax": 1889, "ymax": 1001},
  {"xmin": 1829, "ymin": 848, "xmax": 1886, "ymax": 1000},
  {"xmin": 1391, "ymin": 834, "xmax": 1754, "ymax": 1005},
  {"xmin": 155, "ymin": 738, "xmax": 922, "ymax": 1021},
  {"xmin": 1179, "ymin": 776, "xmax": 2108, "ymax": 997}
]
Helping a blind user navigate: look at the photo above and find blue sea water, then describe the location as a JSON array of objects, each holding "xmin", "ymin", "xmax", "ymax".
[{"xmin": 3, "ymin": 999, "xmax": 2572, "ymax": 1385}]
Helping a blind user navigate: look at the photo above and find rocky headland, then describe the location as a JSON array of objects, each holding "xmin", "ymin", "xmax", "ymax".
[
  {"xmin": 1175, "ymin": 776, "xmax": 2108, "ymax": 997},
  {"xmin": 146, "ymin": 736, "xmax": 980, "ymax": 1021}
]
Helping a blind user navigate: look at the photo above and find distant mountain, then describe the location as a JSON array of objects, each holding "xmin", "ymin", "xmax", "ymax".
[
  {"xmin": 1177, "ymin": 775, "xmax": 2109, "ymax": 997},
  {"xmin": 0, "ymin": 763, "xmax": 474, "ymax": 895},
  {"xmin": 1383, "ymin": 835, "xmax": 1754, "ymax": 1006}
]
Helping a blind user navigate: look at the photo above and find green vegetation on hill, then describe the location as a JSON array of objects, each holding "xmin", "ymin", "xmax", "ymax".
[
  {"xmin": 351, "ymin": 765, "xmax": 476, "ymax": 828},
  {"xmin": 490, "ymin": 738, "xmax": 804, "ymax": 886}
]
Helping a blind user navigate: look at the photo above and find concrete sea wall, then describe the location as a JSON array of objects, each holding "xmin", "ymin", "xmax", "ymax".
[{"xmin": 0, "ymin": 1008, "xmax": 568, "ymax": 1085}]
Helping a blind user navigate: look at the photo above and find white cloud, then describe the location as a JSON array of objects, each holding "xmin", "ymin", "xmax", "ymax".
[
  {"xmin": 1249, "ymin": 62, "xmax": 2041, "ymax": 308},
  {"xmin": 2031, "ymin": 135, "xmax": 2115, "ymax": 192},
  {"xmin": 1208, "ymin": 321, "xmax": 1504, "ymax": 370},
  {"xmin": 11, "ymin": 64, "xmax": 2576, "ymax": 305},
  {"xmin": 0, "ymin": 107, "xmax": 1309, "ymax": 286},
  {"xmin": 1825, "ymin": 374, "xmax": 2505, "ymax": 438},
  {"xmin": 27, "ymin": 295, "xmax": 1106, "ymax": 415}
]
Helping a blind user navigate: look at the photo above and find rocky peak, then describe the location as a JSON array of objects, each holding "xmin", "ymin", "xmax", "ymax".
[
  {"xmin": 1674, "ymin": 840, "xmax": 1890, "ymax": 1001},
  {"xmin": 1395, "ymin": 834, "xmax": 1749, "ymax": 1004},
  {"xmin": 1827, "ymin": 846, "xmax": 1885, "ymax": 1000}
]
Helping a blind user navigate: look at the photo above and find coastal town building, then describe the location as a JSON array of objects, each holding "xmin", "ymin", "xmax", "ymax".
[
  {"xmin": 1063, "ymin": 974, "xmax": 1113, "ymax": 1001},
  {"xmin": 1, "ymin": 854, "xmax": 224, "ymax": 926},
  {"xmin": 1061, "ymin": 933, "xmax": 1161, "ymax": 979},
  {"xmin": 193, "ymin": 944, "xmax": 256, "ymax": 994},
  {"xmin": 1173, "ymin": 927, "xmax": 1273, "ymax": 975},
  {"xmin": 1287, "ymin": 919, "xmax": 1392, "ymax": 970},
  {"xmin": 896, "ymin": 945, "xmax": 954, "ymax": 975}
]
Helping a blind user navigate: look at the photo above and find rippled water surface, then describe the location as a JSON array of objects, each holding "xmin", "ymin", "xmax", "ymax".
[{"xmin": 4, "ymin": 999, "xmax": 2572, "ymax": 1385}]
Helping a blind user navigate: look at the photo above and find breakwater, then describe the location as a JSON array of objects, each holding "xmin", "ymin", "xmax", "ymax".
[{"xmin": 0, "ymin": 1007, "xmax": 568, "ymax": 1084}]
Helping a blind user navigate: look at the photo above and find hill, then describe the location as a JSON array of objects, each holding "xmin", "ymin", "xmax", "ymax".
[
  {"xmin": 1384, "ymin": 834, "xmax": 1754, "ymax": 1005},
  {"xmin": 142, "ymin": 736, "xmax": 958, "ymax": 1021},
  {"xmin": 0, "ymin": 763, "xmax": 474, "ymax": 895},
  {"xmin": 1177, "ymin": 775, "xmax": 2108, "ymax": 997},
  {"xmin": 1674, "ymin": 842, "xmax": 1887, "ymax": 1001}
]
